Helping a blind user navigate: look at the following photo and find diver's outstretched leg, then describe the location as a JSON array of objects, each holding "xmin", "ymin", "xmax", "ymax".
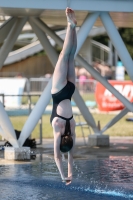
[
  {"xmin": 67, "ymin": 27, "xmax": 77, "ymax": 84},
  {"xmin": 51, "ymin": 7, "xmax": 77, "ymax": 94}
]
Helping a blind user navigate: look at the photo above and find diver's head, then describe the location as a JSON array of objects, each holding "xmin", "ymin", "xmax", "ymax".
[{"xmin": 60, "ymin": 135, "xmax": 73, "ymax": 153}]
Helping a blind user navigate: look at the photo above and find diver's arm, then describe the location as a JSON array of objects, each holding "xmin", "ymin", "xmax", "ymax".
[
  {"xmin": 54, "ymin": 131, "xmax": 65, "ymax": 180},
  {"xmin": 67, "ymin": 132, "xmax": 76, "ymax": 185}
]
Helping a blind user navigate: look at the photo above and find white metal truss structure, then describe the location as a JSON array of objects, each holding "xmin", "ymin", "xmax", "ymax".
[{"xmin": 0, "ymin": 0, "xmax": 133, "ymax": 147}]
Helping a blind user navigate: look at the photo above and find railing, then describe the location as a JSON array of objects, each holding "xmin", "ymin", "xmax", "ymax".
[
  {"xmin": 24, "ymin": 78, "xmax": 97, "ymax": 94},
  {"xmin": 0, "ymin": 93, "xmax": 40, "ymax": 112},
  {"xmin": 91, "ymin": 40, "xmax": 110, "ymax": 63},
  {"xmin": 0, "ymin": 79, "xmax": 97, "ymax": 110}
]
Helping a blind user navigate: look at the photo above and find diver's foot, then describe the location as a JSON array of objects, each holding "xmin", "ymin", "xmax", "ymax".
[{"xmin": 66, "ymin": 7, "xmax": 77, "ymax": 28}]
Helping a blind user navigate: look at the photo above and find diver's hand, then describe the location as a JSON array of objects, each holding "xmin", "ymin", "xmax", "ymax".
[{"xmin": 62, "ymin": 176, "xmax": 72, "ymax": 185}]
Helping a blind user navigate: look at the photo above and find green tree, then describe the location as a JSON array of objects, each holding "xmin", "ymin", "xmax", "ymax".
[{"xmin": 119, "ymin": 28, "xmax": 133, "ymax": 58}]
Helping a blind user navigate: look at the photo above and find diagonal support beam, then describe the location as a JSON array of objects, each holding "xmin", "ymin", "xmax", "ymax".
[
  {"xmin": 0, "ymin": 126, "xmax": 7, "ymax": 141},
  {"xmin": 76, "ymin": 56, "xmax": 133, "ymax": 112},
  {"xmin": 18, "ymin": 78, "xmax": 52, "ymax": 147},
  {"xmin": 18, "ymin": 20, "xmax": 57, "ymax": 147},
  {"xmin": 31, "ymin": 17, "xmax": 63, "ymax": 48},
  {"xmin": 101, "ymin": 106, "xmax": 131, "ymax": 134},
  {"xmin": 0, "ymin": 17, "xmax": 17, "ymax": 43},
  {"xmin": 0, "ymin": 125, "xmax": 14, "ymax": 143},
  {"xmin": 0, "ymin": 102, "xmax": 19, "ymax": 147},
  {"xmin": 73, "ymin": 89, "xmax": 98, "ymax": 131},
  {"xmin": 75, "ymin": 12, "xmax": 100, "ymax": 56},
  {"xmin": 29, "ymin": 19, "xmax": 59, "ymax": 66},
  {"xmin": 0, "ymin": 17, "xmax": 27, "ymax": 69},
  {"xmin": 31, "ymin": 12, "xmax": 100, "ymax": 57},
  {"xmin": 101, "ymin": 109, "xmax": 129, "ymax": 134},
  {"xmin": 100, "ymin": 12, "xmax": 133, "ymax": 81}
]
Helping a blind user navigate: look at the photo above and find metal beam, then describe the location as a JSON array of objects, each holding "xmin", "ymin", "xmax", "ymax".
[
  {"xmin": 73, "ymin": 89, "xmax": 98, "ymax": 131},
  {"xmin": 18, "ymin": 20, "xmax": 57, "ymax": 146},
  {"xmin": 30, "ymin": 17, "xmax": 63, "ymax": 48},
  {"xmin": 100, "ymin": 107, "xmax": 130, "ymax": 134},
  {"xmin": 76, "ymin": 56, "xmax": 133, "ymax": 112},
  {"xmin": 0, "ymin": 17, "xmax": 17, "ymax": 43},
  {"xmin": 29, "ymin": 19, "xmax": 58, "ymax": 66},
  {"xmin": 0, "ymin": 17, "xmax": 27, "ymax": 69},
  {"xmin": 18, "ymin": 78, "xmax": 52, "ymax": 147},
  {"xmin": 31, "ymin": 12, "xmax": 99, "ymax": 59},
  {"xmin": 100, "ymin": 12, "xmax": 133, "ymax": 81},
  {"xmin": 75, "ymin": 12, "xmax": 100, "ymax": 56},
  {"xmin": 0, "ymin": 126, "xmax": 7, "ymax": 141},
  {"xmin": 0, "ymin": 102, "xmax": 19, "ymax": 147},
  {"xmin": 0, "ymin": 0, "xmax": 133, "ymax": 12}
]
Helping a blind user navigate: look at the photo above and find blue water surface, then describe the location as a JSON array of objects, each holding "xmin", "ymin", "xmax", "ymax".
[{"xmin": 0, "ymin": 156, "xmax": 133, "ymax": 200}]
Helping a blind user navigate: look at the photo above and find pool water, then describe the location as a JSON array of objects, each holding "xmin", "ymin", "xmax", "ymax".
[{"xmin": 0, "ymin": 155, "xmax": 133, "ymax": 200}]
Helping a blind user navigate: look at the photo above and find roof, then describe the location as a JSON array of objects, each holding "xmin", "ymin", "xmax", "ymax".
[{"xmin": 0, "ymin": 0, "xmax": 133, "ymax": 27}]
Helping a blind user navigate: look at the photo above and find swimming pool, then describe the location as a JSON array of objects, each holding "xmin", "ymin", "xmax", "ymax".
[{"xmin": 0, "ymin": 155, "xmax": 133, "ymax": 200}]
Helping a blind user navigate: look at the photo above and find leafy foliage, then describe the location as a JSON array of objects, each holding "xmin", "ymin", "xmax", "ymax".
[{"xmin": 119, "ymin": 28, "xmax": 133, "ymax": 58}]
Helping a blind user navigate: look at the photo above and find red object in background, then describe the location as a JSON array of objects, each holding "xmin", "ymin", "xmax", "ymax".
[{"xmin": 95, "ymin": 81, "xmax": 133, "ymax": 111}]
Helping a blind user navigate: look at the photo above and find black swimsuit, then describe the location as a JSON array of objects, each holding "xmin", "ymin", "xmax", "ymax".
[{"xmin": 50, "ymin": 81, "xmax": 75, "ymax": 133}]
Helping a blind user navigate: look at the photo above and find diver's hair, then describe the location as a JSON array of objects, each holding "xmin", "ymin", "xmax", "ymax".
[{"xmin": 60, "ymin": 135, "xmax": 73, "ymax": 153}]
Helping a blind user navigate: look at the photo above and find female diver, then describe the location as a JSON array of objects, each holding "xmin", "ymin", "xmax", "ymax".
[{"xmin": 50, "ymin": 7, "xmax": 77, "ymax": 185}]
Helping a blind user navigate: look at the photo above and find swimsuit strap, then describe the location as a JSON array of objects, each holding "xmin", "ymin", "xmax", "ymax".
[
  {"xmin": 56, "ymin": 114, "xmax": 73, "ymax": 121},
  {"xmin": 57, "ymin": 115, "xmax": 73, "ymax": 137}
]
